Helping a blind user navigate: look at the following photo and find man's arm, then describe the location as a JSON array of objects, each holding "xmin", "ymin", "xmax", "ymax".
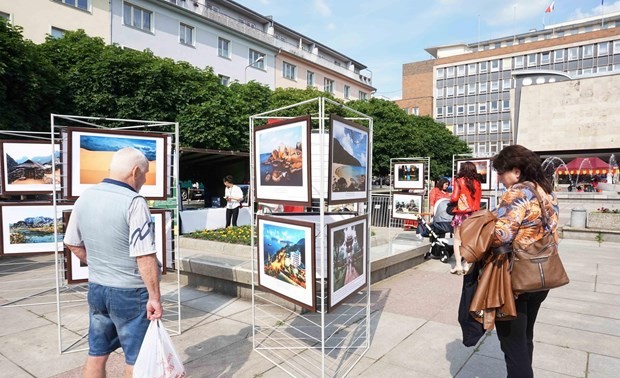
[
  {"xmin": 66, "ymin": 245, "xmax": 87, "ymax": 264},
  {"xmin": 136, "ymin": 254, "xmax": 162, "ymax": 320}
]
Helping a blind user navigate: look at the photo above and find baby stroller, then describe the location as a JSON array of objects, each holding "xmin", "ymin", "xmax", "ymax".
[{"xmin": 417, "ymin": 198, "xmax": 454, "ymax": 263}]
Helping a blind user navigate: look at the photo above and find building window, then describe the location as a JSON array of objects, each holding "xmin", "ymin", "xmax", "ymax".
[
  {"xmin": 490, "ymin": 80, "xmax": 499, "ymax": 92},
  {"xmin": 467, "ymin": 123, "xmax": 476, "ymax": 134},
  {"xmin": 541, "ymin": 52, "xmax": 550, "ymax": 64},
  {"xmin": 478, "ymin": 143, "xmax": 487, "ymax": 154},
  {"xmin": 123, "ymin": 2, "xmax": 152, "ymax": 32},
  {"xmin": 436, "ymin": 87, "xmax": 444, "ymax": 98},
  {"xmin": 583, "ymin": 44, "xmax": 594, "ymax": 58},
  {"xmin": 307, "ymin": 71, "xmax": 315, "ymax": 87},
  {"xmin": 598, "ymin": 42, "xmax": 609, "ymax": 56},
  {"xmin": 248, "ymin": 49, "xmax": 265, "ymax": 69},
  {"xmin": 479, "ymin": 103, "xmax": 487, "ymax": 113},
  {"xmin": 0, "ymin": 11, "xmax": 10, "ymax": 21},
  {"xmin": 502, "ymin": 58, "xmax": 512, "ymax": 70},
  {"xmin": 468, "ymin": 104, "xmax": 476, "ymax": 114},
  {"xmin": 478, "ymin": 82, "xmax": 487, "ymax": 93},
  {"xmin": 283, "ymin": 62, "xmax": 296, "ymax": 80},
  {"xmin": 218, "ymin": 37, "xmax": 230, "ymax": 58},
  {"xmin": 436, "ymin": 68, "xmax": 444, "ymax": 78},
  {"xmin": 446, "ymin": 66, "xmax": 455, "ymax": 77},
  {"xmin": 598, "ymin": 65, "xmax": 609, "ymax": 73},
  {"xmin": 180, "ymin": 23, "xmax": 194, "ymax": 46},
  {"xmin": 457, "ymin": 105, "xmax": 465, "ymax": 115},
  {"xmin": 446, "ymin": 105, "xmax": 454, "ymax": 116},
  {"xmin": 53, "ymin": 0, "xmax": 88, "ymax": 11},
  {"xmin": 51, "ymin": 26, "xmax": 66, "ymax": 39},
  {"xmin": 457, "ymin": 65, "xmax": 466, "ymax": 76},
  {"xmin": 502, "ymin": 78, "xmax": 511, "ymax": 91},
  {"xmin": 614, "ymin": 40, "xmax": 620, "ymax": 53},
  {"xmin": 527, "ymin": 53, "xmax": 537, "ymax": 66},
  {"xmin": 344, "ymin": 85, "xmax": 350, "ymax": 99},
  {"xmin": 456, "ymin": 124, "xmax": 464, "ymax": 135},
  {"xmin": 457, "ymin": 85, "xmax": 465, "ymax": 96},
  {"xmin": 436, "ymin": 107, "xmax": 444, "ymax": 117},
  {"xmin": 514, "ymin": 56, "xmax": 524, "ymax": 68},
  {"xmin": 490, "ymin": 142, "xmax": 498, "ymax": 154},
  {"xmin": 490, "ymin": 121, "xmax": 498, "ymax": 133},
  {"xmin": 324, "ymin": 78, "xmax": 334, "ymax": 93},
  {"xmin": 554, "ymin": 49, "xmax": 564, "ymax": 62},
  {"xmin": 568, "ymin": 47, "xmax": 579, "ymax": 60},
  {"xmin": 358, "ymin": 91, "xmax": 367, "ymax": 100},
  {"xmin": 446, "ymin": 86, "xmax": 455, "ymax": 97},
  {"xmin": 479, "ymin": 61, "xmax": 488, "ymax": 73},
  {"xmin": 501, "ymin": 120, "xmax": 511, "ymax": 132},
  {"xmin": 490, "ymin": 59, "xmax": 500, "ymax": 72},
  {"xmin": 218, "ymin": 75, "xmax": 230, "ymax": 86},
  {"xmin": 582, "ymin": 68, "xmax": 593, "ymax": 75},
  {"xmin": 479, "ymin": 122, "xmax": 487, "ymax": 134},
  {"xmin": 502, "ymin": 100, "xmax": 510, "ymax": 110},
  {"xmin": 490, "ymin": 101, "xmax": 499, "ymax": 112},
  {"xmin": 468, "ymin": 63, "xmax": 477, "ymax": 75},
  {"xmin": 467, "ymin": 84, "xmax": 476, "ymax": 95},
  {"xmin": 411, "ymin": 107, "xmax": 419, "ymax": 116}
]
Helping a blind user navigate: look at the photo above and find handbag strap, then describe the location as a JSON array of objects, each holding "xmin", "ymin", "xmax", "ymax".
[{"xmin": 522, "ymin": 181, "xmax": 551, "ymax": 233}]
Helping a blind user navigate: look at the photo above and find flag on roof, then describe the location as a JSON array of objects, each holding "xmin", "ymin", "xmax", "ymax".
[{"xmin": 545, "ymin": 1, "xmax": 555, "ymax": 13}]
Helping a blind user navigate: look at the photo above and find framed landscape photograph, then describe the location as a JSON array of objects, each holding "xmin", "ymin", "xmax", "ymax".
[
  {"xmin": 66, "ymin": 128, "xmax": 168, "ymax": 199},
  {"xmin": 327, "ymin": 215, "xmax": 367, "ymax": 311},
  {"xmin": 393, "ymin": 162, "xmax": 424, "ymax": 190},
  {"xmin": 254, "ymin": 116, "xmax": 311, "ymax": 206},
  {"xmin": 457, "ymin": 159, "xmax": 491, "ymax": 191},
  {"xmin": 391, "ymin": 193, "xmax": 423, "ymax": 220},
  {"xmin": 256, "ymin": 215, "xmax": 316, "ymax": 311},
  {"xmin": 0, "ymin": 140, "xmax": 60, "ymax": 194},
  {"xmin": 0, "ymin": 203, "xmax": 73, "ymax": 255},
  {"xmin": 150, "ymin": 209, "xmax": 168, "ymax": 274},
  {"xmin": 328, "ymin": 115, "xmax": 369, "ymax": 204}
]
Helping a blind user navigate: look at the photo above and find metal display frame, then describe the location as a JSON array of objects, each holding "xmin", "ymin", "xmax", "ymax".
[
  {"xmin": 389, "ymin": 157, "xmax": 431, "ymax": 239},
  {"xmin": 452, "ymin": 153, "xmax": 499, "ymax": 209},
  {"xmin": 250, "ymin": 97, "xmax": 373, "ymax": 377},
  {"xmin": 50, "ymin": 114, "xmax": 182, "ymax": 354}
]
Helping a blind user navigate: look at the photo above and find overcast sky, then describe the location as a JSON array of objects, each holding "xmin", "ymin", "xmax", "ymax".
[{"xmin": 235, "ymin": 0, "xmax": 620, "ymax": 99}]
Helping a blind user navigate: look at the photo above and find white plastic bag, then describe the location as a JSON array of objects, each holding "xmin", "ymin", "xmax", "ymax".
[{"xmin": 133, "ymin": 320, "xmax": 186, "ymax": 378}]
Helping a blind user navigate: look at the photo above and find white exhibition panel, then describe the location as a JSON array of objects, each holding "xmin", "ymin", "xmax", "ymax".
[{"xmin": 179, "ymin": 207, "xmax": 252, "ymax": 233}]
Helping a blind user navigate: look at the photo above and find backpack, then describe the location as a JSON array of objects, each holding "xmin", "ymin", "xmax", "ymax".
[{"xmin": 459, "ymin": 210, "xmax": 497, "ymax": 263}]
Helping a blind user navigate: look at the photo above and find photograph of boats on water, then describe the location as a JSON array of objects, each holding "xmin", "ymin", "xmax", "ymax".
[
  {"xmin": 393, "ymin": 162, "xmax": 424, "ymax": 190},
  {"xmin": 328, "ymin": 115, "xmax": 369, "ymax": 204},
  {"xmin": 0, "ymin": 141, "xmax": 61, "ymax": 194},
  {"xmin": 0, "ymin": 203, "xmax": 73, "ymax": 255},
  {"xmin": 256, "ymin": 215, "xmax": 315, "ymax": 311},
  {"xmin": 327, "ymin": 215, "xmax": 367, "ymax": 311},
  {"xmin": 254, "ymin": 116, "xmax": 311, "ymax": 206},
  {"xmin": 66, "ymin": 128, "xmax": 167, "ymax": 199},
  {"xmin": 457, "ymin": 159, "xmax": 491, "ymax": 191}
]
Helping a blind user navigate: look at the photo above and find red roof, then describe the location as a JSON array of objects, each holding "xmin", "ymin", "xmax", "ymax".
[{"xmin": 556, "ymin": 157, "xmax": 613, "ymax": 174}]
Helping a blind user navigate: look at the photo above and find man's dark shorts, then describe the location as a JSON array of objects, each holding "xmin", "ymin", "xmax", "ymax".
[{"xmin": 87, "ymin": 283, "xmax": 149, "ymax": 365}]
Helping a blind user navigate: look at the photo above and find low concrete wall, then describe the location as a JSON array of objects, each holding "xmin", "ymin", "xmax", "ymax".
[
  {"xmin": 588, "ymin": 212, "xmax": 620, "ymax": 230},
  {"xmin": 556, "ymin": 192, "xmax": 620, "ymax": 226}
]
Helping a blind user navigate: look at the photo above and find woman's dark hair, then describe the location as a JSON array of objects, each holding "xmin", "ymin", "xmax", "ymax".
[
  {"xmin": 456, "ymin": 161, "xmax": 480, "ymax": 196},
  {"xmin": 492, "ymin": 145, "xmax": 553, "ymax": 194},
  {"xmin": 223, "ymin": 175, "xmax": 234, "ymax": 184},
  {"xmin": 435, "ymin": 177, "xmax": 449, "ymax": 189}
]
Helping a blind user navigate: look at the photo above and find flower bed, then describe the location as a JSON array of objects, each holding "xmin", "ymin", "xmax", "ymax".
[{"xmin": 187, "ymin": 225, "xmax": 252, "ymax": 245}]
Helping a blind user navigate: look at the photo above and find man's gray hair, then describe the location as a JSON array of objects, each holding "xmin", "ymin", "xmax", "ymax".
[{"xmin": 109, "ymin": 147, "xmax": 149, "ymax": 177}]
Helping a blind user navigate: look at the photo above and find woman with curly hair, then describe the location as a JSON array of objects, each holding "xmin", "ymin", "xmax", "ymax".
[
  {"xmin": 491, "ymin": 145, "xmax": 558, "ymax": 378},
  {"xmin": 450, "ymin": 161, "xmax": 482, "ymax": 274}
]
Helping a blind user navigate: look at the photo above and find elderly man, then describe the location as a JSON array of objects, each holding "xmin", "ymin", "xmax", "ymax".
[{"xmin": 64, "ymin": 147, "xmax": 162, "ymax": 378}]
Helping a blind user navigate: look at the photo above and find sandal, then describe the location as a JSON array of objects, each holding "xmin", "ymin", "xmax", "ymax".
[{"xmin": 450, "ymin": 267, "xmax": 463, "ymax": 275}]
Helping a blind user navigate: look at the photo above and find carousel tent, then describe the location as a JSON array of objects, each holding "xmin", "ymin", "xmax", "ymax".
[{"xmin": 555, "ymin": 157, "xmax": 616, "ymax": 175}]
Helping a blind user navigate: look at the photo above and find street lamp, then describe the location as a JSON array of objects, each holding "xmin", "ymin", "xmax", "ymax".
[{"xmin": 244, "ymin": 56, "xmax": 264, "ymax": 83}]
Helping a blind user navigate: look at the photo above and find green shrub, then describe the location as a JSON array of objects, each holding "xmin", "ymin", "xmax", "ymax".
[{"xmin": 187, "ymin": 225, "xmax": 252, "ymax": 245}]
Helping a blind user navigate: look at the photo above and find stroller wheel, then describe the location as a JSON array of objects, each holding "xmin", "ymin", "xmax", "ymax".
[
  {"xmin": 423, "ymin": 252, "xmax": 431, "ymax": 260},
  {"xmin": 440, "ymin": 254, "xmax": 449, "ymax": 264}
]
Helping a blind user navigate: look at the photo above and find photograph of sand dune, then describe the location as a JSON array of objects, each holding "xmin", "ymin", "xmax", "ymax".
[
  {"xmin": 0, "ymin": 141, "xmax": 61, "ymax": 194},
  {"xmin": 67, "ymin": 128, "xmax": 167, "ymax": 199}
]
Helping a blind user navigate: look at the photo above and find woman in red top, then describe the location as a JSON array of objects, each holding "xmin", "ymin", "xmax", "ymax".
[
  {"xmin": 450, "ymin": 161, "xmax": 482, "ymax": 274},
  {"xmin": 429, "ymin": 178, "xmax": 450, "ymax": 211}
]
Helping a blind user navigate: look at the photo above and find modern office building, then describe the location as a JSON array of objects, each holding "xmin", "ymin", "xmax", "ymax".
[
  {"xmin": 396, "ymin": 12, "xmax": 620, "ymax": 155},
  {"xmin": 0, "ymin": 0, "xmax": 374, "ymax": 100}
]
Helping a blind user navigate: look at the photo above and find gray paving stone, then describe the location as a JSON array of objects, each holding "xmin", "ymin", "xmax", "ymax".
[
  {"xmin": 183, "ymin": 291, "xmax": 252, "ymax": 317},
  {"xmin": 0, "ymin": 305, "xmax": 52, "ymax": 337},
  {"xmin": 536, "ymin": 323, "xmax": 620, "ymax": 358},
  {"xmin": 357, "ymin": 358, "xmax": 438, "ymax": 377},
  {"xmin": 551, "ymin": 286, "xmax": 620, "ymax": 306},
  {"xmin": 596, "ymin": 283, "xmax": 620, "ymax": 295},
  {"xmin": 363, "ymin": 311, "xmax": 425, "ymax": 360},
  {"xmin": 538, "ymin": 309, "xmax": 620, "ymax": 336},
  {"xmin": 456, "ymin": 353, "xmax": 506, "ymax": 378},
  {"xmin": 588, "ymin": 353, "xmax": 620, "ymax": 378},
  {"xmin": 532, "ymin": 342, "xmax": 587, "ymax": 377},
  {"xmin": 0, "ymin": 354, "xmax": 31, "ymax": 378},
  {"xmin": 542, "ymin": 296, "xmax": 620, "ymax": 319}
]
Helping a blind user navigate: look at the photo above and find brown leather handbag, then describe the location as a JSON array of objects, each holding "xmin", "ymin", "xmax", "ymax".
[{"xmin": 509, "ymin": 184, "xmax": 570, "ymax": 293}]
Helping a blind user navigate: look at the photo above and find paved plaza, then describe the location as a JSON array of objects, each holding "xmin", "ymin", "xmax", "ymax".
[{"xmin": 1, "ymin": 237, "xmax": 619, "ymax": 377}]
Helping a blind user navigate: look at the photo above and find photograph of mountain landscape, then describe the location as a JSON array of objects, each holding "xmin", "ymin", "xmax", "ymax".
[
  {"xmin": 0, "ymin": 141, "xmax": 61, "ymax": 194},
  {"xmin": 1, "ymin": 204, "xmax": 73, "ymax": 255},
  {"xmin": 328, "ymin": 115, "xmax": 369, "ymax": 204},
  {"xmin": 257, "ymin": 216, "xmax": 315, "ymax": 311},
  {"xmin": 67, "ymin": 128, "xmax": 167, "ymax": 199}
]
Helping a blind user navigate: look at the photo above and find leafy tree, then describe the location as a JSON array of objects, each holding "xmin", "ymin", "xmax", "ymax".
[{"xmin": 0, "ymin": 19, "xmax": 64, "ymax": 132}]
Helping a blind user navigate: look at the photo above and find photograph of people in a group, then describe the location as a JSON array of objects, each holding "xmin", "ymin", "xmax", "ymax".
[
  {"xmin": 1, "ymin": 141, "xmax": 60, "ymax": 194},
  {"xmin": 330, "ymin": 116, "xmax": 368, "ymax": 198},
  {"xmin": 254, "ymin": 117, "xmax": 310, "ymax": 205},
  {"xmin": 393, "ymin": 163, "xmax": 424, "ymax": 189},
  {"xmin": 458, "ymin": 159, "xmax": 491, "ymax": 190},
  {"xmin": 392, "ymin": 193, "xmax": 423, "ymax": 220},
  {"xmin": 257, "ymin": 216, "xmax": 315, "ymax": 310},
  {"xmin": 329, "ymin": 216, "xmax": 366, "ymax": 310}
]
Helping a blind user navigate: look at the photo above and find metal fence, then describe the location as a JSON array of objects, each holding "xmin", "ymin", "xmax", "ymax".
[{"xmin": 370, "ymin": 193, "xmax": 406, "ymax": 228}]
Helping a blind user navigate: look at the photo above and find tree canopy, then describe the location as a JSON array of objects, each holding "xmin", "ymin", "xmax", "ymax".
[{"xmin": 0, "ymin": 26, "xmax": 469, "ymax": 178}]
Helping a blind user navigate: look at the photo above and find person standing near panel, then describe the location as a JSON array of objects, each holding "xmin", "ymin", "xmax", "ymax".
[{"xmin": 224, "ymin": 175, "xmax": 243, "ymax": 227}]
